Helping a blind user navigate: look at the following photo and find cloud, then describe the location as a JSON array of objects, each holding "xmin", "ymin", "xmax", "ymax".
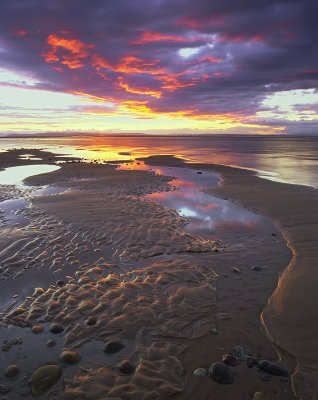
[{"xmin": 0, "ymin": 0, "xmax": 317, "ymax": 134}]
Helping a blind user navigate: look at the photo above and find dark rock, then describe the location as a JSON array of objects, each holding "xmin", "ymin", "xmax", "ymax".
[
  {"xmin": 257, "ymin": 360, "xmax": 289, "ymax": 377},
  {"xmin": 209, "ymin": 362, "xmax": 233, "ymax": 384},
  {"xmin": 59, "ymin": 350, "xmax": 81, "ymax": 364},
  {"xmin": 103, "ymin": 341, "xmax": 124, "ymax": 354},
  {"xmin": 196, "ymin": 171, "xmax": 203, "ymax": 174},
  {"xmin": 49, "ymin": 323, "xmax": 64, "ymax": 334},
  {"xmin": 222, "ymin": 354, "xmax": 240, "ymax": 366},
  {"xmin": 5, "ymin": 364, "xmax": 20, "ymax": 378},
  {"xmin": 258, "ymin": 370, "xmax": 272, "ymax": 381},
  {"xmin": 251, "ymin": 266, "xmax": 263, "ymax": 271},
  {"xmin": 86, "ymin": 316, "xmax": 97, "ymax": 326},
  {"xmin": 32, "ymin": 365, "xmax": 63, "ymax": 395},
  {"xmin": 47, "ymin": 340, "xmax": 56, "ymax": 347},
  {"xmin": 117, "ymin": 360, "xmax": 135, "ymax": 374},
  {"xmin": 0, "ymin": 385, "xmax": 11, "ymax": 394},
  {"xmin": 56, "ymin": 280, "xmax": 65, "ymax": 287}
]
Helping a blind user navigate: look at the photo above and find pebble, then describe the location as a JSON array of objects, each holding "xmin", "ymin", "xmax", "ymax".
[
  {"xmin": 222, "ymin": 354, "xmax": 240, "ymax": 366},
  {"xmin": 49, "ymin": 323, "xmax": 64, "ymax": 334},
  {"xmin": 32, "ymin": 325, "xmax": 44, "ymax": 334},
  {"xmin": 86, "ymin": 316, "xmax": 97, "ymax": 326},
  {"xmin": 59, "ymin": 350, "xmax": 81, "ymax": 364},
  {"xmin": 4, "ymin": 364, "xmax": 20, "ymax": 378},
  {"xmin": 253, "ymin": 393, "xmax": 264, "ymax": 400},
  {"xmin": 257, "ymin": 360, "xmax": 289, "ymax": 377},
  {"xmin": 209, "ymin": 362, "xmax": 233, "ymax": 384},
  {"xmin": 32, "ymin": 365, "xmax": 63, "ymax": 395},
  {"xmin": 193, "ymin": 368, "xmax": 208, "ymax": 376},
  {"xmin": 251, "ymin": 266, "xmax": 263, "ymax": 271},
  {"xmin": 47, "ymin": 339, "xmax": 56, "ymax": 347},
  {"xmin": 103, "ymin": 341, "xmax": 124, "ymax": 354},
  {"xmin": 32, "ymin": 287, "xmax": 45, "ymax": 297},
  {"xmin": 209, "ymin": 328, "xmax": 218, "ymax": 335},
  {"xmin": 231, "ymin": 267, "xmax": 241, "ymax": 274},
  {"xmin": 117, "ymin": 360, "xmax": 135, "ymax": 374},
  {"xmin": 0, "ymin": 385, "xmax": 11, "ymax": 394},
  {"xmin": 258, "ymin": 371, "xmax": 272, "ymax": 381},
  {"xmin": 56, "ymin": 280, "xmax": 65, "ymax": 286}
]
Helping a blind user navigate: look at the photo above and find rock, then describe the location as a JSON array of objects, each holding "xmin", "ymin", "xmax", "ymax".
[
  {"xmin": 251, "ymin": 266, "xmax": 263, "ymax": 271},
  {"xmin": 222, "ymin": 354, "xmax": 240, "ymax": 366},
  {"xmin": 247, "ymin": 358, "xmax": 255, "ymax": 368},
  {"xmin": 193, "ymin": 368, "xmax": 208, "ymax": 376},
  {"xmin": 56, "ymin": 280, "xmax": 65, "ymax": 287},
  {"xmin": 5, "ymin": 364, "xmax": 20, "ymax": 378},
  {"xmin": 49, "ymin": 323, "xmax": 64, "ymax": 334},
  {"xmin": 196, "ymin": 171, "xmax": 203, "ymax": 174},
  {"xmin": 117, "ymin": 360, "xmax": 135, "ymax": 374},
  {"xmin": 47, "ymin": 339, "xmax": 56, "ymax": 347},
  {"xmin": 32, "ymin": 287, "xmax": 45, "ymax": 297},
  {"xmin": 59, "ymin": 350, "xmax": 81, "ymax": 364},
  {"xmin": 231, "ymin": 267, "xmax": 241, "ymax": 274},
  {"xmin": 257, "ymin": 360, "xmax": 289, "ymax": 377},
  {"xmin": 0, "ymin": 385, "xmax": 11, "ymax": 394},
  {"xmin": 209, "ymin": 362, "xmax": 233, "ymax": 384},
  {"xmin": 32, "ymin": 325, "xmax": 44, "ymax": 334},
  {"xmin": 258, "ymin": 371, "xmax": 272, "ymax": 381},
  {"xmin": 253, "ymin": 393, "xmax": 264, "ymax": 400},
  {"xmin": 31, "ymin": 365, "xmax": 63, "ymax": 396},
  {"xmin": 86, "ymin": 316, "xmax": 97, "ymax": 326},
  {"xmin": 209, "ymin": 328, "xmax": 218, "ymax": 335},
  {"xmin": 103, "ymin": 341, "xmax": 124, "ymax": 354}
]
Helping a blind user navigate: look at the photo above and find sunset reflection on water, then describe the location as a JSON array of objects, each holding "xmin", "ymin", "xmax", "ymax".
[{"xmin": 121, "ymin": 161, "xmax": 262, "ymax": 240}]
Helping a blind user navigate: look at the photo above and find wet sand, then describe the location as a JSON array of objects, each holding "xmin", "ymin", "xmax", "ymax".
[
  {"xmin": 142, "ymin": 155, "xmax": 318, "ymax": 399},
  {"xmin": 0, "ymin": 149, "xmax": 303, "ymax": 399}
]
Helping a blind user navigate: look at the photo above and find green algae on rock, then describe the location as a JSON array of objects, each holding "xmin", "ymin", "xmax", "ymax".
[{"xmin": 31, "ymin": 365, "xmax": 63, "ymax": 396}]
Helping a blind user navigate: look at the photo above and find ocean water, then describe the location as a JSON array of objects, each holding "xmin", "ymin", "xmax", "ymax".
[{"xmin": 1, "ymin": 135, "xmax": 318, "ymax": 187}]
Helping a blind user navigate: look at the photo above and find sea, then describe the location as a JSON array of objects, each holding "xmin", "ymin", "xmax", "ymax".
[{"xmin": 1, "ymin": 135, "xmax": 318, "ymax": 187}]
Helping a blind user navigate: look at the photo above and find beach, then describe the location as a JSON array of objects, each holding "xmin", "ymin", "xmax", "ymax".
[{"xmin": 0, "ymin": 144, "xmax": 315, "ymax": 399}]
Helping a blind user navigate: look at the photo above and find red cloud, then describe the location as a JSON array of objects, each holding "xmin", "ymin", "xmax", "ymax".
[
  {"xmin": 117, "ymin": 77, "xmax": 162, "ymax": 98},
  {"xmin": 13, "ymin": 29, "xmax": 28, "ymax": 36},
  {"xmin": 132, "ymin": 31, "xmax": 187, "ymax": 45},
  {"xmin": 43, "ymin": 33, "xmax": 95, "ymax": 69}
]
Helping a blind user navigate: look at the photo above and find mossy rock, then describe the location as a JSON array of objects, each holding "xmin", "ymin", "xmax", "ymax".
[{"xmin": 32, "ymin": 365, "xmax": 63, "ymax": 396}]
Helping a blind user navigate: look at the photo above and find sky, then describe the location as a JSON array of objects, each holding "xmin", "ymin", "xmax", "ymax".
[{"xmin": 0, "ymin": 0, "xmax": 317, "ymax": 136}]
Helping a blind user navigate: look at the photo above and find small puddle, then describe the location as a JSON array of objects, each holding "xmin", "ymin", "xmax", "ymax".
[
  {"xmin": 0, "ymin": 164, "xmax": 59, "ymax": 186},
  {"xmin": 120, "ymin": 161, "xmax": 263, "ymax": 242},
  {"xmin": 0, "ymin": 198, "xmax": 29, "ymax": 227}
]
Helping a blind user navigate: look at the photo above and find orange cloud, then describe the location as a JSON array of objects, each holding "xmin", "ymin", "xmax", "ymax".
[
  {"xmin": 43, "ymin": 33, "xmax": 95, "ymax": 69},
  {"xmin": 114, "ymin": 56, "xmax": 165, "ymax": 75},
  {"xmin": 117, "ymin": 77, "xmax": 162, "ymax": 98},
  {"xmin": 132, "ymin": 31, "xmax": 187, "ymax": 45}
]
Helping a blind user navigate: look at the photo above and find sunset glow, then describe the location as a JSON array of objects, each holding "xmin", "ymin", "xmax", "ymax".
[{"xmin": 0, "ymin": 1, "xmax": 317, "ymax": 135}]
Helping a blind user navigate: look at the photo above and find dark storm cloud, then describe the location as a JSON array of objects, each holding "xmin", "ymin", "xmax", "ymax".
[{"xmin": 0, "ymin": 0, "xmax": 317, "ymax": 128}]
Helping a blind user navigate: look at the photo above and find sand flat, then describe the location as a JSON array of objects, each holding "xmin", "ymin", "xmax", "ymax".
[{"xmin": 0, "ymin": 150, "xmax": 298, "ymax": 399}]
